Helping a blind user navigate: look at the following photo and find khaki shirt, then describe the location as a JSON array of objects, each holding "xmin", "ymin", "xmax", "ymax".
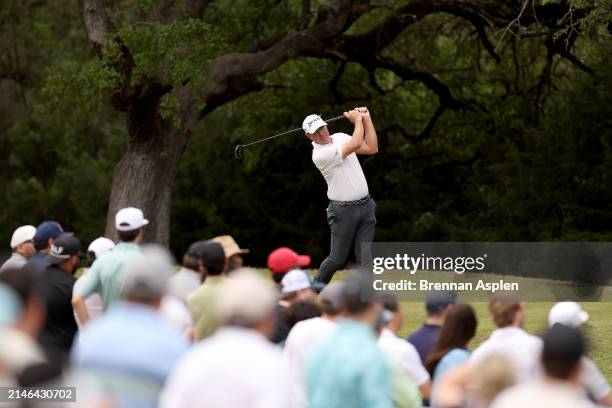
[{"xmin": 187, "ymin": 276, "xmax": 224, "ymax": 341}]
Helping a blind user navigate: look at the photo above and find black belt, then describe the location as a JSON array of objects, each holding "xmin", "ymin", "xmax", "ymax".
[{"xmin": 330, "ymin": 195, "xmax": 370, "ymax": 207}]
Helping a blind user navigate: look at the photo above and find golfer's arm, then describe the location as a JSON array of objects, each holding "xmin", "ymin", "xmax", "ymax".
[
  {"xmin": 342, "ymin": 118, "xmax": 364, "ymax": 159},
  {"xmin": 72, "ymin": 295, "xmax": 90, "ymax": 326},
  {"xmin": 357, "ymin": 116, "xmax": 378, "ymax": 155}
]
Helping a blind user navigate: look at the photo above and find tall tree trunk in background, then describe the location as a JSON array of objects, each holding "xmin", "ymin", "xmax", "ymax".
[{"xmin": 104, "ymin": 88, "xmax": 195, "ymax": 246}]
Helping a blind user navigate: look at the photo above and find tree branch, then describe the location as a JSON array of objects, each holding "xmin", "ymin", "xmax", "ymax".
[{"xmin": 78, "ymin": 0, "xmax": 115, "ymax": 47}]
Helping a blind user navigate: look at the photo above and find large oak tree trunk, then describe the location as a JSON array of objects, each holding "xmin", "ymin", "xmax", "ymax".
[{"xmin": 104, "ymin": 90, "xmax": 193, "ymax": 246}]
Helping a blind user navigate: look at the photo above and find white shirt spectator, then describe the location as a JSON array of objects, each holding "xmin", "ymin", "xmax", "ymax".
[
  {"xmin": 72, "ymin": 269, "xmax": 103, "ymax": 329},
  {"xmin": 312, "ymin": 133, "xmax": 369, "ymax": 201},
  {"xmin": 377, "ymin": 328, "xmax": 430, "ymax": 387},
  {"xmin": 167, "ymin": 267, "xmax": 201, "ymax": 302},
  {"xmin": 470, "ymin": 327, "xmax": 542, "ymax": 383},
  {"xmin": 284, "ymin": 317, "xmax": 337, "ymax": 408},
  {"xmin": 161, "ymin": 327, "xmax": 290, "ymax": 408},
  {"xmin": 580, "ymin": 357, "xmax": 611, "ymax": 401},
  {"xmin": 159, "ymin": 295, "xmax": 193, "ymax": 335},
  {"xmin": 491, "ymin": 379, "xmax": 596, "ymax": 408}
]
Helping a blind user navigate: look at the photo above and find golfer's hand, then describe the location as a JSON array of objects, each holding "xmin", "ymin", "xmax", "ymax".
[
  {"xmin": 343, "ymin": 109, "xmax": 362, "ymax": 124},
  {"xmin": 355, "ymin": 106, "xmax": 370, "ymax": 119}
]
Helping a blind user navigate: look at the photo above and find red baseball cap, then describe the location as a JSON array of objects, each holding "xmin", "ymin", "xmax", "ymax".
[{"xmin": 267, "ymin": 247, "xmax": 311, "ymax": 275}]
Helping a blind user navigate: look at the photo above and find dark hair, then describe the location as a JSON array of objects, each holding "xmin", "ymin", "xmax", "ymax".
[
  {"xmin": 285, "ymin": 300, "xmax": 321, "ymax": 329},
  {"xmin": 118, "ymin": 228, "xmax": 141, "ymax": 243},
  {"xmin": 320, "ymin": 298, "xmax": 341, "ymax": 316},
  {"xmin": 272, "ymin": 272, "xmax": 286, "ymax": 284},
  {"xmin": 182, "ymin": 253, "xmax": 200, "ymax": 272},
  {"xmin": 425, "ymin": 304, "xmax": 477, "ymax": 375},
  {"xmin": 542, "ymin": 324, "xmax": 585, "ymax": 380},
  {"xmin": 343, "ymin": 275, "xmax": 373, "ymax": 315},
  {"xmin": 382, "ymin": 293, "xmax": 399, "ymax": 313},
  {"xmin": 34, "ymin": 237, "xmax": 49, "ymax": 252}
]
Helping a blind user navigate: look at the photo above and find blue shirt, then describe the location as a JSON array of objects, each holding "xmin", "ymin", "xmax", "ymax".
[
  {"xmin": 73, "ymin": 302, "xmax": 190, "ymax": 408},
  {"xmin": 433, "ymin": 348, "xmax": 470, "ymax": 381},
  {"xmin": 306, "ymin": 320, "xmax": 392, "ymax": 408},
  {"xmin": 407, "ymin": 323, "xmax": 440, "ymax": 363}
]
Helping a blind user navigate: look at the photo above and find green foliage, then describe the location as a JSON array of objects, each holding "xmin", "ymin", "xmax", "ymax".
[{"xmin": 2, "ymin": 0, "xmax": 612, "ymax": 268}]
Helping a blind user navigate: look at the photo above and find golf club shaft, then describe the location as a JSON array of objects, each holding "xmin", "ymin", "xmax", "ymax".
[{"xmin": 235, "ymin": 115, "xmax": 345, "ymax": 159}]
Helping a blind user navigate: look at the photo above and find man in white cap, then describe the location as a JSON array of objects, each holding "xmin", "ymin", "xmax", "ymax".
[
  {"xmin": 72, "ymin": 207, "xmax": 148, "ymax": 325},
  {"xmin": 160, "ymin": 269, "xmax": 290, "ymax": 408},
  {"xmin": 549, "ymin": 301, "xmax": 611, "ymax": 406},
  {"xmin": 72, "ymin": 237, "xmax": 115, "ymax": 328},
  {"xmin": 303, "ymin": 107, "xmax": 378, "ymax": 284},
  {"xmin": 0, "ymin": 225, "xmax": 37, "ymax": 274}
]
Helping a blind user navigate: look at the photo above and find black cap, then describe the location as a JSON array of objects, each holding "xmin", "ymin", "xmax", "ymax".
[
  {"xmin": 542, "ymin": 323, "xmax": 585, "ymax": 379},
  {"xmin": 425, "ymin": 290, "xmax": 457, "ymax": 314},
  {"xmin": 48, "ymin": 236, "xmax": 81, "ymax": 264},
  {"xmin": 188, "ymin": 240, "xmax": 225, "ymax": 274}
]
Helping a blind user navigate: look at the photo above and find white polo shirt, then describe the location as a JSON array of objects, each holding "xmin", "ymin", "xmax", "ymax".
[
  {"xmin": 377, "ymin": 328, "xmax": 430, "ymax": 387},
  {"xmin": 491, "ymin": 379, "xmax": 596, "ymax": 408},
  {"xmin": 312, "ymin": 133, "xmax": 369, "ymax": 201},
  {"xmin": 284, "ymin": 317, "xmax": 337, "ymax": 408},
  {"xmin": 470, "ymin": 327, "xmax": 543, "ymax": 384},
  {"xmin": 160, "ymin": 327, "xmax": 290, "ymax": 408}
]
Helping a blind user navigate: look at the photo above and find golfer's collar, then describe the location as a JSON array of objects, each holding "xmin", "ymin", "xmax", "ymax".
[{"xmin": 312, "ymin": 137, "xmax": 335, "ymax": 149}]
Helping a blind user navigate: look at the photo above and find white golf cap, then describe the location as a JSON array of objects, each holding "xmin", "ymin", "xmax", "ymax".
[
  {"xmin": 548, "ymin": 301, "xmax": 589, "ymax": 328},
  {"xmin": 115, "ymin": 207, "xmax": 149, "ymax": 231},
  {"xmin": 88, "ymin": 237, "xmax": 115, "ymax": 258},
  {"xmin": 215, "ymin": 268, "xmax": 278, "ymax": 325},
  {"xmin": 280, "ymin": 269, "xmax": 313, "ymax": 293},
  {"xmin": 10, "ymin": 225, "xmax": 36, "ymax": 249},
  {"xmin": 302, "ymin": 114, "xmax": 327, "ymax": 134}
]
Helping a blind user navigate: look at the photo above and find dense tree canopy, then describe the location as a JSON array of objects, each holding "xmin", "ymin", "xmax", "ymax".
[{"xmin": 1, "ymin": 0, "xmax": 611, "ymax": 265}]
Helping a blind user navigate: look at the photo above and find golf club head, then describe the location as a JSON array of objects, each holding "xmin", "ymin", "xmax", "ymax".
[{"xmin": 234, "ymin": 145, "xmax": 245, "ymax": 159}]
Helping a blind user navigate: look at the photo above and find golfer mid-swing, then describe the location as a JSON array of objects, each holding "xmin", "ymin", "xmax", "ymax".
[{"xmin": 303, "ymin": 107, "xmax": 378, "ymax": 284}]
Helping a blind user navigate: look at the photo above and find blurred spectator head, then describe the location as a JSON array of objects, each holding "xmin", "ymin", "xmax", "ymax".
[
  {"xmin": 469, "ymin": 354, "xmax": 516, "ymax": 405},
  {"xmin": 49, "ymin": 235, "xmax": 81, "ymax": 274},
  {"xmin": 34, "ymin": 221, "xmax": 72, "ymax": 252},
  {"xmin": 381, "ymin": 293, "xmax": 403, "ymax": 333},
  {"xmin": 215, "ymin": 269, "xmax": 278, "ymax": 338},
  {"xmin": 548, "ymin": 301, "xmax": 589, "ymax": 328},
  {"xmin": 0, "ymin": 267, "xmax": 45, "ymax": 337},
  {"xmin": 425, "ymin": 290, "xmax": 456, "ymax": 317},
  {"xmin": 342, "ymin": 273, "xmax": 383, "ymax": 327},
  {"xmin": 426, "ymin": 303, "xmax": 477, "ymax": 374},
  {"xmin": 542, "ymin": 323, "xmax": 585, "ymax": 382},
  {"xmin": 319, "ymin": 282, "xmax": 345, "ymax": 317},
  {"xmin": 489, "ymin": 294, "xmax": 523, "ymax": 328},
  {"xmin": 267, "ymin": 247, "xmax": 311, "ymax": 284},
  {"xmin": 122, "ymin": 245, "xmax": 174, "ymax": 306},
  {"xmin": 86, "ymin": 237, "xmax": 115, "ymax": 267},
  {"xmin": 188, "ymin": 240, "xmax": 226, "ymax": 276},
  {"xmin": 280, "ymin": 269, "xmax": 322, "ymax": 303},
  {"xmin": 115, "ymin": 207, "xmax": 148, "ymax": 243},
  {"xmin": 212, "ymin": 235, "xmax": 249, "ymax": 272},
  {"xmin": 9, "ymin": 225, "xmax": 36, "ymax": 259},
  {"xmin": 285, "ymin": 300, "xmax": 321, "ymax": 329}
]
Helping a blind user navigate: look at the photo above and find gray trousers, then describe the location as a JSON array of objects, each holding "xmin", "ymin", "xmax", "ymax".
[{"xmin": 315, "ymin": 197, "xmax": 376, "ymax": 283}]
